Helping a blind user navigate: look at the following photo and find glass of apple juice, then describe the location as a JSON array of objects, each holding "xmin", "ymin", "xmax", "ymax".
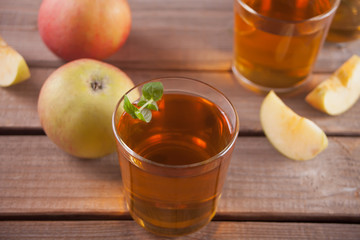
[
  {"xmin": 112, "ymin": 77, "xmax": 240, "ymax": 236},
  {"xmin": 233, "ymin": 0, "xmax": 340, "ymax": 94},
  {"xmin": 327, "ymin": 0, "xmax": 360, "ymax": 42}
]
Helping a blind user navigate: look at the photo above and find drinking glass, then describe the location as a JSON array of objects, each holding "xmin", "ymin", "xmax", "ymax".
[
  {"xmin": 112, "ymin": 77, "xmax": 240, "ymax": 236},
  {"xmin": 327, "ymin": 0, "xmax": 360, "ymax": 42},
  {"xmin": 233, "ymin": 0, "xmax": 340, "ymax": 94}
]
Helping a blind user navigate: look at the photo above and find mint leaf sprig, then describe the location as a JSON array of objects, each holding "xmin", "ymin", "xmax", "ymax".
[{"xmin": 123, "ymin": 82, "xmax": 163, "ymax": 123}]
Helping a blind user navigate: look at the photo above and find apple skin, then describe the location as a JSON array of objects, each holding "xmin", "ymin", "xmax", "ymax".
[
  {"xmin": 38, "ymin": 59, "xmax": 138, "ymax": 159},
  {"xmin": 38, "ymin": 0, "xmax": 131, "ymax": 61}
]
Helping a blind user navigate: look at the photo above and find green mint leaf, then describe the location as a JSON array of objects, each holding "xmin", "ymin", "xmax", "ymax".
[
  {"xmin": 142, "ymin": 82, "xmax": 163, "ymax": 101},
  {"xmin": 146, "ymin": 101, "xmax": 158, "ymax": 111},
  {"xmin": 141, "ymin": 108, "xmax": 152, "ymax": 123},
  {"xmin": 133, "ymin": 108, "xmax": 152, "ymax": 123},
  {"xmin": 138, "ymin": 95, "xmax": 159, "ymax": 111},
  {"xmin": 137, "ymin": 95, "xmax": 148, "ymax": 107},
  {"xmin": 123, "ymin": 95, "xmax": 138, "ymax": 119},
  {"xmin": 134, "ymin": 110, "xmax": 144, "ymax": 121},
  {"xmin": 123, "ymin": 81, "xmax": 163, "ymax": 123}
]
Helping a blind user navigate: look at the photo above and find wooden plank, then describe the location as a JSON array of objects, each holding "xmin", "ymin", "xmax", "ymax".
[
  {"xmin": 0, "ymin": 0, "xmax": 359, "ymax": 71},
  {"xmin": 1, "ymin": 68, "xmax": 360, "ymax": 135},
  {"xmin": 0, "ymin": 221, "xmax": 359, "ymax": 239},
  {"xmin": 0, "ymin": 136, "xmax": 359, "ymax": 220},
  {"xmin": 221, "ymin": 136, "xmax": 360, "ymax": 221}
]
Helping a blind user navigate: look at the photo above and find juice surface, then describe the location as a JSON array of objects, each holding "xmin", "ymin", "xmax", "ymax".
[
  {"xmin": 117, "ymin": 93, "xmax": 232, "ymax": 165},
  {"xmin": 242, "ymin": 0, "xmax": 331, "ymax": 21}
]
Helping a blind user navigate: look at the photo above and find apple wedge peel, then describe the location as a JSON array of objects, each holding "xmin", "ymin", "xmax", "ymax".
[{"xmin": 260, "ymin": 91, "xmax": 328, "ymax": 161}]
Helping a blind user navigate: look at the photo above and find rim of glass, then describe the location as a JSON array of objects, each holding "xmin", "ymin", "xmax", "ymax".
[
  {"xmin": 237, "ymin": 0, "xmax": 340, "ymax": 24},
  {"xmin": 112, "ymin": 77, "xmax": 240, "ymax": 169}
]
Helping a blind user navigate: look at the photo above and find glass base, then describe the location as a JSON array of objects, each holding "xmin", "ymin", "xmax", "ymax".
[
  {"xmin": 129, "ymin": 208, "xmax": 215, "ymax": 237},
  {"xmin": 232, "ymin": 64, "xmax": 312, "ymax": 96}
]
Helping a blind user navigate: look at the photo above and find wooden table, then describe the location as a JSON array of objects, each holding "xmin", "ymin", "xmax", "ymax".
[{"xmin": 1, "ymin": 0, "xmax": 360, "ymax": 239}]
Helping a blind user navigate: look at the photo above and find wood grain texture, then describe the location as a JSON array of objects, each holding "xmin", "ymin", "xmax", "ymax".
[
  {"xmin": 0, "ymin": 136, "xmax": 359, "ymax": 220},
  {"xmin": 1, "ymin": 68, "xmax": 360, "ymax": 134},
  {"xmin": 0, "ymin": 221, "xmax": 360, "ymax": 240},
  {"xmin": 0, "ymin": 0, "xmax": 359, "ymax": 71}
]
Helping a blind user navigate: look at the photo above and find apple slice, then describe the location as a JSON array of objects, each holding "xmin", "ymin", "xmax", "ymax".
[
  {"xmin": 305, "ymin": 55, "xmax": 360, "ymax": 115},
  {"xmin": 0, "ymin": 36, "xmax": 31, "ymax": 87},
  {"xmin": 260, "ymin": 91, "xmax": 328, "ymax": 161}
]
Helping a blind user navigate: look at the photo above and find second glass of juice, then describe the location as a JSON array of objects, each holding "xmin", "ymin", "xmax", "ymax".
[
  {"xmin": 327, "ymin": 0, "xmax": 360, "ymax": 42},
  {"xmin": 233, "ymin": 0, "xmax": 340, "ymax": 94},
  {"xmin": 112, "ymin": 77, "xmax": 240, "ymax": 237}
]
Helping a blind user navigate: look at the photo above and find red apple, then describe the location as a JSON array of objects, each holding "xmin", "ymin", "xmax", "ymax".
[{"xmin": 38, "ymin": 0, "xmax": 131, "ymax": 61}]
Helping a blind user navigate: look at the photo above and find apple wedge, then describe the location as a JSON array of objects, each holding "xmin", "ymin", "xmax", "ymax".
[
  {"xmin": 0, "ymin": 37, "xmax": 31, "ymax": 87},
  {"xmin": 305, "ymin": 55, "xmax": 360, "ymax": 115},
  {"xmin": 260, "ymin": 91, "xmax": 328, "ymax": 161}
]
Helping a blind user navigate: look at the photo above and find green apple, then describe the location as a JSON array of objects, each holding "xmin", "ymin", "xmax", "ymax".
[
  {"xmin": 306, "ymin": 55, "xmax": 360, "ymax": 115},
  {"xmin": 38, "ymin": 59, "xmax": 138, "ymax": 158},
  {"xmin": 0, "ymin": 36, "xmax": 31, "ymax": 87},
  {"xmin": 260, "ymin": 91, "xmax": 328, "ymax": 161}
]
